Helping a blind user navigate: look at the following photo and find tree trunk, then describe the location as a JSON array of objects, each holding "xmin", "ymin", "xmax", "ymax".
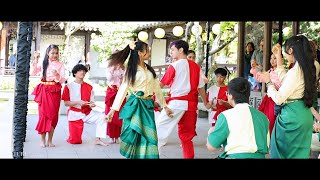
[
  {"xmin": 184, "ymin": 22, "xmax": 193, "ymax": 43},
  {"xmin": 61, "ymin": 22, "xmax": 84, "ymax": 64},
  {"xmin": 209, "ymin": 34, "xmax": 237, "ymax": 55}
]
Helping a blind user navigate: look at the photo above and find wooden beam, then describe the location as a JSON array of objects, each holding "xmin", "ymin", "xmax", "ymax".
[
  {"xmin": 41, "ymin": 30, "xmax": 87, "ymax": 36},
  {"xmin": 262, "ymin": 21, "xmax": 272, "ymax": 93},
  {"xmin": 292, "ymin": 21, "xmax": 300, "ymax": 35},
  {"xmin": 0, "ymin": 22, "xmax": 10, "ymax": 67},
  {"xmin": 0, "ymin": 22, "xmax": 8, "ymax": 68},
  {"xmin": 278, "ymin": 21, "xmax": 283, "ymax": 45},
  {"xmin": 237, "ymin": 22, "xmax": 245, "ymax": 78}
]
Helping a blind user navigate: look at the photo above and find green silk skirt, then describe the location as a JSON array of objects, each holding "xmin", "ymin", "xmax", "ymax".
[
  {"xmin": 119, "ymin": 91, "xmax": 159, "ymax": 159},
  {"xmin": 270, "ymin": 100, "xmax": 313, "ymax": 158}
]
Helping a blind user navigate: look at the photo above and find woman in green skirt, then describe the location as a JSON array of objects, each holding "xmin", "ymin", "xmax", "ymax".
[
  {"xmin": 257, "ymin": 35, "xmax": 316, "ymax": 158},
  {"xmin": 105, "ymin": 41, "xmax": 173, "ymax": 159}
]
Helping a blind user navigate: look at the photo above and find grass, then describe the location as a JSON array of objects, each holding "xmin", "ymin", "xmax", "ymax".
[
  {"xmin": 0, "ymin": 99, "xmax": 9, "ymax": 112},
  {"xmin": 27, "ymin": 101, "xmax": 38, "ymax": 115}
]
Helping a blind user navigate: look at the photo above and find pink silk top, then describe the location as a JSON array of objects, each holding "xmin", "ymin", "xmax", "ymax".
[
  {"xmin": 269, "ymin": 68, "xmax": 281, "ymax": 90},
  {"xmin": 31, "ymin": 60, "xmax": 66, "ymax": 84},
  {"xmin": 106, "ymin": 65, "xmax": 125, "ymax": 86}
]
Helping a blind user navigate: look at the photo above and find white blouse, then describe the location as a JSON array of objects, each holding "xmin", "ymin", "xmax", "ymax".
[
  {"xmin": 111, "ymin": 65, "xmax": 167, "ymax": 111},
  {"xmin": 267, "ymin": 62, "xmax": 305, "ymax": 105}
]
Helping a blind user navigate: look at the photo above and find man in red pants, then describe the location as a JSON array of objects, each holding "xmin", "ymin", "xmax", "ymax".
[
  {"xmin": 156, "ymin": 40, "xmax": 209, "ymax": 158},
  {"xmin": 62, "ymin": 64, "xmax": 108, "ymax": 146}
]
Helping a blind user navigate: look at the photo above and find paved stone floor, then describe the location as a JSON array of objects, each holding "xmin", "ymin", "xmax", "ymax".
[{"xmin": 22, "ymin": 114, "xmax": 219, "ymax": 159}]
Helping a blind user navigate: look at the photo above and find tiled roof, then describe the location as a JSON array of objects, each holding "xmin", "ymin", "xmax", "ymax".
[
  {"xmin": 41, "ymin": 21, "xmax": 99, "ymax": 32},
  {"xmin": 134, "ymin": 21, "xmax": 186, "ymax": 31}
]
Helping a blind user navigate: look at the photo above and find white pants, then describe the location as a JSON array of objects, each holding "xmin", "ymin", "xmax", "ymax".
[
  {"xmin": 83, "ymin": 110, "xmax": 107, "ymax": 139},
  {"xmin": 156, "ymin": 109, "xmax": 185, "ymax": 152}
]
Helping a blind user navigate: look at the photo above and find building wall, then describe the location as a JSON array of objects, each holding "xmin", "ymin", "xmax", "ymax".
[
  {"xmin": 88, "ymin": 47, "xmax": 107, "ymax": 78},
  {"xmin": 151, "ymin": 39, "xmax": 167, "ymax": 66}
]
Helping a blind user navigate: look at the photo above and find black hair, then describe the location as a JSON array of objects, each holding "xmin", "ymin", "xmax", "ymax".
[
  {"xmin": 228, "ymin": 77, "xmax": 250, "ymax": 104},
  {"xmin": 246, "ymin": 42, "xmax": 255, "ymax": 53},
  {"xmin": 72, "ymin": 64, "xmax": 88, "ymax": 77},
  {"xmin": 42, "ymin": 44, "xmax": 59, "ymax": 81},
  {"xmin": 187, "ymin": 50, "xmax": 195, "ymax": 55},
  {"xmin": 284, "ymin": 35, "xmax": 316, "ymax": 108},
  {"xmin": 107, "ymin": 41, "xmax": 156, "ymax": 86},
  {"xmin": 214, "ymin": 68, "xmax": 228, "ymax": 77},
  {"xmin": 169, "ymin": 40, "xmax": 189, "ymax": 55}
]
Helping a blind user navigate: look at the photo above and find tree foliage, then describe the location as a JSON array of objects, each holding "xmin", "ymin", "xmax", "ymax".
[{"xmin": 90, "ymin": 22, "xmax": 136, "ymax": 62}]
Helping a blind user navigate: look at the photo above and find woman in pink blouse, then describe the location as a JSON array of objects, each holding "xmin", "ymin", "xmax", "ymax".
[
  {"xmin": 31, "ymin": 44, "xmax": 66, "ymax": 148},
  {"xmin": 105, "ymin": 58, "xmax": 125, "ymax": 144}
]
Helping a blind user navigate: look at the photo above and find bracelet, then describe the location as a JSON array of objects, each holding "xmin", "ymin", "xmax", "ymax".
[{"xmin": 266, "ymin": 81, "xmax": 272, "ymax": 86}]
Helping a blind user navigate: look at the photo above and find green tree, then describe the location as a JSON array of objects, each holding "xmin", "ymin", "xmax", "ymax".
[{"xmin": 90, "ymin": 22, "xmax": 136, "ymax": 62}]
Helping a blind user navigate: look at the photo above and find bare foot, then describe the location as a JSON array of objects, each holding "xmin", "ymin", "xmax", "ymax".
[
  {"xmin": 40, "ymin": 143, "xmax": 46, "ymax": 148},
  {"xmin": 95, "ymin": 139, "xmax": 109, "ymax": 146},
  {"xmin": 115, "ymin": 138, "xmax": 120, "ymax": 144},
  {"xmin": 47, "ymin": 143, "xmax": 55, "ymax": 147},
  {"xmin": 108, "ymin": 139, "xmax": 114, "ymax": 144}
]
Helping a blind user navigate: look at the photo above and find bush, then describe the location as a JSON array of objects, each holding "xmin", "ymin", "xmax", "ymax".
[{"xmin": 0, "ymin": 77, "xmax": 15, "ymax": 90}]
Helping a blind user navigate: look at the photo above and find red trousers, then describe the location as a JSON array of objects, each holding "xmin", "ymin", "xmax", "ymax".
[
  {"xmin": 67, "ymin": 120, "xmax": 84, "ymax": 144},
  {"xmin": 178, "ymin": 111, "xmax": 197, "ymax": 159}
]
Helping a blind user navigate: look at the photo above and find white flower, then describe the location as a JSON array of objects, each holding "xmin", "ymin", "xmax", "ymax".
[{"xmin": 129, "ymin": 41, "xmax": 136, "ymax": 50}]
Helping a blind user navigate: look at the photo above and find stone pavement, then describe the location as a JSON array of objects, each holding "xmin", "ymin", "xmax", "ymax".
[
  {"xmin": 0, "ymin": 90, "xmax": 219, "ymax": 159},
  {"xmin": 23, "ymin": 114, "xmax": 219, "ymax": 159},
  {"xmin": 2, "ymin": 90, "xmax": 319, "ymax": 159},
  {"xmin": 21, "ymin": 112, "xmax": 320, "ymax": 159}
]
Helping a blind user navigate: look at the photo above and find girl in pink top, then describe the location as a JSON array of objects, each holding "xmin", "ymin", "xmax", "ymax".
[
  {"xmin": 258, "ymin": 53, "xmax": 281, "ymax": 135},
  {"xmin": 268, "ymin": 54, "xmax": 281, "ymax": 90},
  {"xmin": 31, "ymin": 44, "xmax": 66, "ymax": 148},
  {"xmin": 105, "ymin": 62, "xmax": 125, "ymax": 144},
  {"xmin": 248, "ymin": 59, "xmax": 262, "ymax": 91}
]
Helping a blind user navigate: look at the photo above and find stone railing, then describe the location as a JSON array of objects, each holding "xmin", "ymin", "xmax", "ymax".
[
  {"xmin": 152, "ymin": 63, "xmax": 237, "ymax": 80},
  {"xmin": 0, "ymin": 66, "xmax": 15, "ymax": 75}
]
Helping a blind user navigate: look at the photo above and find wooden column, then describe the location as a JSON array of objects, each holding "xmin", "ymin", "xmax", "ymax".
[
  {"xmin": 278, "ymin": 21, "xmax": 283, "ymax": 45},
  {"xmin": 0, "ymin": 22, "xmax": 8, "ymax": 68},
  {"xmin": 292, "ymin": 21, "xmax": 300, "ymax": 35},
  {"xmin": 262, "ymin": 21, "xmax": 272, "ymax": 93},
  {"xmin": 237, "ymin": 21, "xmax": 245, "ymax": 78},
  {"xmin": 148, "ymin": 30, "xmax": 154, "ymax": 65}
]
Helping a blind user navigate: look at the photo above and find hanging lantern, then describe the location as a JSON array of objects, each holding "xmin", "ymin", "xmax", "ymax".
[
  {"xmin": 234, "ymin": 24, "xmax": 238, "ymax": 33},
  {"xmin": 173, "ymin": 26, "xmax": 184, "ymax": 37},
  {"xmin": 212, "ymin": 24, "xmax": 220, "ymax": 35},
  {"xmin": 191, "ymin": 24, "xmax": 203, "ymax": 35},
  {"xmin": 0, "ymin": 22, "xmax": 3, "ymax": 30},
  {"xmin": 154, "ymin": 28, "xmax": 165, "ymax": 38},
  {"xmin": 138, "ymin": 31, "xmax": 148, "ymax": 41}
]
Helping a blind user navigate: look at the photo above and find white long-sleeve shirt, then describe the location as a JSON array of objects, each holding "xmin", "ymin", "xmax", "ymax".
[{"xmin": 111, "ymin": 65, "xmax": 166, "ymax": 111}]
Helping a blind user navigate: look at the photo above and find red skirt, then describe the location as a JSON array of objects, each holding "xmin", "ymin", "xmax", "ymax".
[
  {"xmin": 258, "ymin": 95, "xmax": 276, "ymax": 135},
  {"xmin": 105, "ymin": 85, "xmax": 125, "ymax": 138},
  {"xmin": 32, "ymin": 82, "xmax": 62, "ymax": 134}
]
